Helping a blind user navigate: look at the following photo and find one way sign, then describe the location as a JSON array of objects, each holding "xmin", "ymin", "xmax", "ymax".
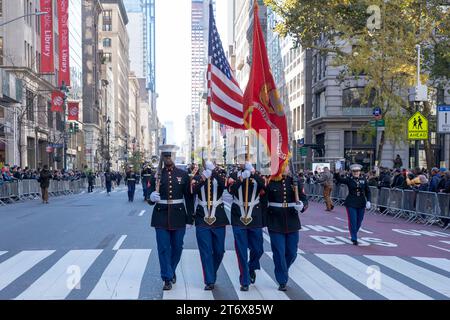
[{"xmin": 437, "ymin": 105, "xmax": 450, "ymax": 133}]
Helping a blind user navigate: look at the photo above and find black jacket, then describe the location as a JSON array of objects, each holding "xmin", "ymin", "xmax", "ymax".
[
  {"xmin": 336, "ymin": 174, "xmax": 371, "ymax": 209},
  {"xmin": 141, "ymin": 168, "xmax": 153, "ymax": 187},
  {"xmin": 192, "ymin": 169, "xmax": 229, "ymax": 227},
  {"xmin": 39, "ymin": 170, "xmax": 52, "ymax": 188},
  {"xmin": 228, "ymin": 171, "xmax": 265, "ymax": 228},
  {"xmin": 265, "ymin": 176, "xmax": 308, "ymax": 233},
  {"xmin": 148, "ymin": 166, "xmax": 194, "ymax": 229},
  {"xmin": 125, "ymin": 172, "xmax": 138, "ymax": 186}
]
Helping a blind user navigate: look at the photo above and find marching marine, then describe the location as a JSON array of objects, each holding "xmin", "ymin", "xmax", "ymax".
[
  {"xmin": 125, "ymin": 166, "xmax": 138, "ymax": 202},
  {"xmin": 264, "ymin": 165, "xmax": 307, "ymax": 291},
  {"xmin": 148, "ymin": 145, "xmax": 195, "ymax": 290},
  {"xmin": 191, "ymin": 160, "xmax": 229, "ymax": 290},
  {"xmin": 228, "ymin": 161, "xmax": 265, "ymax": 291},
  {"xmin": 141, "ymin": 164, "xmax": 153, "ymax": 201},
  {"xmin": 335, "ymin": 164, "xmax": 371, "ymax": 245}
]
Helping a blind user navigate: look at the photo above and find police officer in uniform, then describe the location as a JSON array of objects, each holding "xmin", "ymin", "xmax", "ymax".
[
  {"xmin": 141, "ymin": 164, "xmax": 153, "ymax": 201},
  {"xmin": 265, "ymin": 166, "xmax": 307, "ymax": 291},
  {"xmin": 125, "ymin": 166, "xmax": 138, "ymax": 202},
  {"xmin": 191, "ymin": 160, "xmax": 229, "ymax": 290},
  {"xmin": 148, "ymin": 145, "xmax": 194, "ymax": 290},
  {"xmin": 228, "ymin": 161, "xmax": 265, "ymax": 291},
  {"xmin": 336, "ymin": 164, "xmax": 371, "ymax": 245}
]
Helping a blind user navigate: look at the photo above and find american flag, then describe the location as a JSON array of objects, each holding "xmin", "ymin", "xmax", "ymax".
[{"xmin": 207, "ymin": 3, "xmax": 245, "ymax": 129}]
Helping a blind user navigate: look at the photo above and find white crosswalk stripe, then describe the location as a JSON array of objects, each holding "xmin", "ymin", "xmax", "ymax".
[
  {"xmin": 16, "ymin": 250, "xmax": 101, "ymax": 300},
  {"xmin": 88, "ymin": 249, "xmax": 151, "ymax": 300},
  {"xmin": 0, "ymin": 249, "xmax": 448, "ymax": 300},
  {"xmin": 0, "ymin": 250, "xmax": 55, "ymax": 292}
]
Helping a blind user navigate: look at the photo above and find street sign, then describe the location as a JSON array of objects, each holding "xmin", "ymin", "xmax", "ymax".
[
  {"xmin": 408, "ymin": 111, "xmax": 428, "ymax": 140},
  {"xmin": 299, "ymin": 147, "xmax": 307, "ymax": 156},
  {"xmin": 369, "ymin": 119, "xmax": 385, "ymax": 127},
  {"xmin": 437, "ymin": 105, "xmax": 450, "ymax": 133}
]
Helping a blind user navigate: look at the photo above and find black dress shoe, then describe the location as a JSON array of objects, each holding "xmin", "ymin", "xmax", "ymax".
[
  {"xmin": 278, "ymin": 284, "xmax": 287, "ymax": 291},
  {"xmin": 163, "ymin": 281, "xmax": 172, "ymax": 290},
  {"xmin": 172, "ymin": 274, "xmax": 177, "ymax": 284},
  {"xmin": 240, "ymin": 285, "xmax": 249, "ymax": 291},
  {"xmin": 204, "ymin": 284, "xmax": 215, "ymax": 290},
  {"xmin": 250, "ymin": 270, "xmax": 256, "ymax": 284},
  {"xmin": 352, "ymin": 240, "xmax": 358, "ymax": 246}
]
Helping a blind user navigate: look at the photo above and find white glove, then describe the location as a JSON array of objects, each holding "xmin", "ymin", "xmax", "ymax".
[
  {"xmin": 150, "ymin": 191, "xmax": 160, "ymax": 203},
  {"xmin": 241, "ymin": 170, "xmax": 251, "ymax": 179},
  {"xmin": 244, "ymin": 162, "xmax": 255, "ymax": 173},
  {"xmin": 203, "ymin": 169, "xmax": 212, "ymax": 179},
  {"xmin": 294, "ymin": 201, "xmax": 304, "ymax": 213},
  {"xmin": 366, "ymin": 201, "xmax": 371, "ymax": 210},
  {"xmin": 205, "ymin": 161, "xmax": 215, "ymax": 171},
  {"xmin": 237, "ymin": 171, "xmax": 242, "ymax": 178}
]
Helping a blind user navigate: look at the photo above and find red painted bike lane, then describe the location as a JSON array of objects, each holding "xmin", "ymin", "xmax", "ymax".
[{"xmin": 298, "ymin": 202, "xmax": 450, "ymax": 258}]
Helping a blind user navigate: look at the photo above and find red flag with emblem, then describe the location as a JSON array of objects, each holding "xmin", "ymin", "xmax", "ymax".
[
  {"xmin": 68, "ymin": 102, "xmax": 79, "ymax": 121},
  {"xmin": 51, "ymin": 91, "xmax": 65, "ymax": 112},
  {"xmin": 242, "ymin": 2, "xmax": 290, "ymax": 180}
]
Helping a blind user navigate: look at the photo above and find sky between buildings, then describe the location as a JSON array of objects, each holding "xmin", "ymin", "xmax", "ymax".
[{"xmin": 155, "ymin": 0, "xmax": 230, "ymax": 146}]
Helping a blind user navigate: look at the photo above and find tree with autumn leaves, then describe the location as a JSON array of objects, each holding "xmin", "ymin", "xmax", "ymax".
[{"xmin": 265, "ymin": 0, "xmax": 449, "ymax": 168}]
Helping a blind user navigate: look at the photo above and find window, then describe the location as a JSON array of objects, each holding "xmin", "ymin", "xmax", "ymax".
[
  {"xmin": 0, "ymin": 0, "xmax": 2, "ymax": 17},
  {"xmin": 103, "ymin": 10, "xmax": 112, "ymax": 31},
  {"xmin": 103, "ymin": 38, "xmax": 112, "ymax": 47},
  {"xmin": 103, "ymin": 53, "xmax": 112, "ymax": 63},
  {"xmin": 300, "ymin": 104, "xmax": 304, "ymax": 129},
  {"xmin": 47, "ymin": 101, "xmax": 53, "ymax": 128},
  {"xmin": 26, "ymin": 90, "xmax": 35, "ymax": 122},
  {"xmin": 343, "ymin": 87, "xmax": 365, "ymax": 108}
]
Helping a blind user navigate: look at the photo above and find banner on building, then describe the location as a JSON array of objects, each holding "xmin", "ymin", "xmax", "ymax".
[
  {"xmin": 40, "ymin": 0, "xmax": 54, "ymax": 73},
  {"xmin": 57, "ymin": 0, "xmax": 70, "ymax": 87},
  {"xmin": 68, "ymin": 102, "xmax": 79, "ymax": 121},
  {"xmin": 51, "ymin": 91, "xmax": 65, "ymax": 112}
]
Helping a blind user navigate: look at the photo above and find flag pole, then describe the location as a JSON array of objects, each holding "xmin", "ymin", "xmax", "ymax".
[
  {"xmin": 207, "ymin": 108, "xmax": 212, "ymax": 214},
  {"xmin": 244, "ymin": 108, "xmax": 253, "ymax": 215}
]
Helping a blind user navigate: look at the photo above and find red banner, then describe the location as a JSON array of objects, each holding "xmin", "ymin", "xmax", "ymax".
[
  {"xmin": 68, "ymin": 102, "xmax": 79, "ymax": 121},
  {"xmin": 40, "ymin": 0, "xmax": 54, "ymax": 73},
  {"xmin": 242, "ymin": 2, "xmax": 290, "ymax": 180},
  {"xmin": 51, "ymin": 91, "xmax": 65, "ymax": 112},
  {"xmin": 57, "ymin": 0, "xmax": 70, "ymax": 86}
]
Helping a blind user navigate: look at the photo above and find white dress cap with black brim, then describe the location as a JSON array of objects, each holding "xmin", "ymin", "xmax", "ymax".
[{"xmin": 350, "ymin": 164, "xmax": 363, "ymax": 171}]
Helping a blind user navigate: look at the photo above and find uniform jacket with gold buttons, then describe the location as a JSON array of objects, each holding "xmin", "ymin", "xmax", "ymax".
[
  {"xmin": 148, "ymin": 166, "xmax": 195, "ymax": 229},
  {"xmin": 264, "ymin": 175, "xmax": 308, "ymax": 233}
]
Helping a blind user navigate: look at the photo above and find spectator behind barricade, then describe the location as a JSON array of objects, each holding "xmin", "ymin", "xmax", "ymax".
[
  {"xmin": 378, "ymin": 168, "xmax": 391, "ymax": 189},
  {"xmin": 393, "ymin": 154, "xmax": 403, "ymax": 169},
  {"xmin": 429, "ymin": 167, "xmax": 441, "ymax": 192},
  {"xmin": 406, "ymin": 171, "xmax": 421, "ymax": 188},
  {"xmin": 391, "ymin": 169, "xmax": 404, "ymax": 189},
  {"xmin": 415, "ymin": 175, "xmax": 429, "ymax": 191},
  {"xmin": 437, "ymin": 168, "xmax": 448, "ymax": 192},
  {"xmin": 368, "ymin": 170, "xmax": 379, "ymax": 187}
]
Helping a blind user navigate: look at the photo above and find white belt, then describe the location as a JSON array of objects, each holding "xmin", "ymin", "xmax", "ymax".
[
  {"xmin": 198, "ymin": 199, "xmax": 223, "ymax": 206},
  {"xmin": 142, "ymin": 174, "xmax": 152, "ymax": 177},
  {"xmin": 269, "ymin": 202, "xmax": 296, "ymax": 208},
  {"xmin": 158, "ymin": 199, "xmax": 184, "ymax": 205},
  {"xmin": 233, "ymin": 199, "xmax": 260, "ymax": 207}
]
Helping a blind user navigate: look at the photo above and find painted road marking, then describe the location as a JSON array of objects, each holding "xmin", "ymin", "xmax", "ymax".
[
  {"xmin": 138, "ymin": 210, "xmax": 146, "ymax": 217},
  {"xmin": 112, "ymin": 235, "xmax": 127, "ymax": 251}
]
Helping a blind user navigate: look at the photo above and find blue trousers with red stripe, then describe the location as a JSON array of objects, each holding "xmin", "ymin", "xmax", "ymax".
[
  {"xmin": 232, "ymin": 226, "xmax": 264, "ymax": 286},
  {"xmin": 155, "ymin": 228, "xmax": 186, "ymax": 281},
  {"xmin": 346, "ymin": 207, "xmax": 365, "ymax": 241},
  {"xmin": 269, "ymin": 231, "xmax": 299, "ymax": 286},
  {"xmin": 196, "ymin": 226, "xmax": 226, "ymax": 285}
]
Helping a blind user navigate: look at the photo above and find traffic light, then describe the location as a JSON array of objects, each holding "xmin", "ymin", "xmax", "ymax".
[
  {"xmin": 69, "ymin": 123, "xmax": 74, "ymax": 134},
  {"xmin": 74, "ymin": 123, "xmax": 79, "ymax": 133}
]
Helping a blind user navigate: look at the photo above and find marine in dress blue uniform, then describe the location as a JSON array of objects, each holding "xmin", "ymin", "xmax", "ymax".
[
  {"xmin": 264, "ymin": 168, "xmax": 307, "ymax": 291},
  {"xmin": 191, "ymin": 161, "xmax": 230, "ymax": 290},
  {"xmin": 335, "ymin": 164, "xmax": 371, "ymax": 245},
  {"xmin": 141, "ymin": 165, "xmax": 153, "ymax": 201},
  {"xmin": 228, "ymin": 162, "xmax": 265, "ymax": 291},
  {"xmin": 148, "ymin": 145, "xmax": 194, "ymax": 290},
  {"xmin": 125, "ymin": 168, "xmax": 138, "ymax": 202}
]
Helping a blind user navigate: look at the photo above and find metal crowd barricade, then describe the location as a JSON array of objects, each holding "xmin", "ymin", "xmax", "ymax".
[
  {"xmin": 415, "ymin": 191, "xmax": 438, "ymax": 224},
  {"xmin": 434, "ymin": 193, "xmax": 450, "ymax": 229},
  {"xmin": 377, "ymin": 188, "xmax": 390, "ymax": 215},
  {"xmin": 402, "ymin": 189, "xmax": 418, "ymax": 221},
  {"xmin": 368, "ymin": 187, "xmax": 378, "ymax": 214},
  {"xmin": 0, "ymin": 182, "xmax": 13, "ymax": 205},
  {"xmin": 388, "ymin": 188, "xmax": 404, "ymax": 218},
  {"xmin": 331, "ymin": 185, "xmax": 343, "ymax": 206}
]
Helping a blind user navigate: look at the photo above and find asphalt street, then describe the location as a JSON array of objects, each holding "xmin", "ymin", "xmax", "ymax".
[{"xmin": 0, "ymin": 184, "xmax": 448, "ymax": 300}]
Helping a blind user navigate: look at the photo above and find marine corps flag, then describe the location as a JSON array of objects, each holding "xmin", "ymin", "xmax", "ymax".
[{"xmin": 242, "ymin": 1, "xmax": 290, "ymax": 180}]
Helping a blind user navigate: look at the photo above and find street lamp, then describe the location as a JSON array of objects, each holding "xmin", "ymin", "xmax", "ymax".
[
  {"xmin": 60, "ymin": 81, "xmax": 70, "ymax": 171},
  {"xmin": 0, "ymin": 11, "xmax": 47, "ymax": 27},
  {"xmin": 106, "ymin": 117, "xmax": 111, "ymax": 170}
]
